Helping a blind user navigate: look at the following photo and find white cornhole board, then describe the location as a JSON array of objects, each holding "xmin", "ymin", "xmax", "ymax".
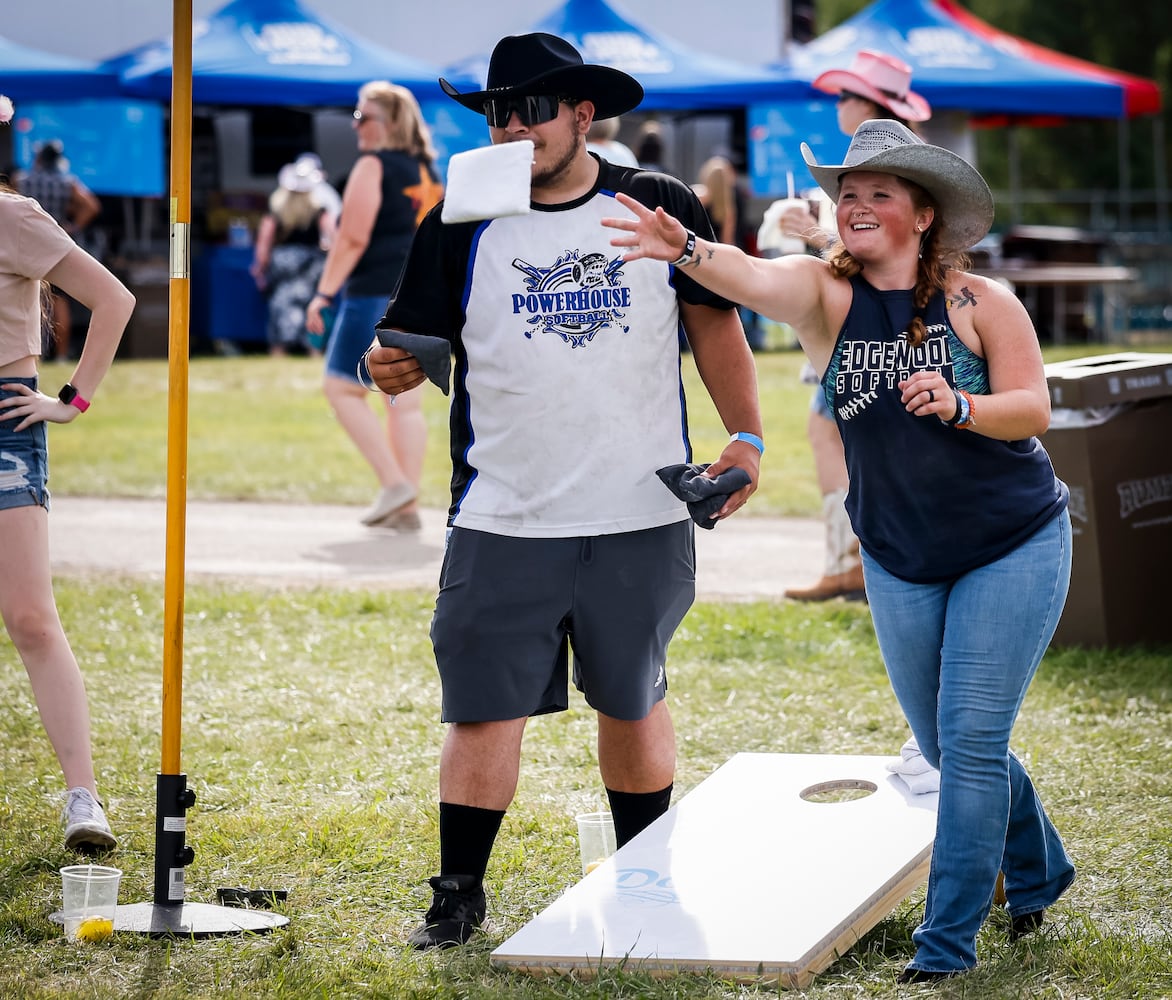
[{"xmin": 491, "ymin": 752, "xmax": 938, "ymax": 988}]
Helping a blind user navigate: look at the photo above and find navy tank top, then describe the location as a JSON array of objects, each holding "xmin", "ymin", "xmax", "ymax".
[{"xmin": 822, "ymin": 274, "xmax": 1068, "ymax": 582}]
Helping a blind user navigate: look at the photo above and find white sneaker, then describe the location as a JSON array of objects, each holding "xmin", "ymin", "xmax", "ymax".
[
  {"xmin": 62, "ymin": 787, "xmax": 117, "ymax": 853},
  {"xmin": 359, "ymin": 483, "xmax": 416, "ymax": 526}
]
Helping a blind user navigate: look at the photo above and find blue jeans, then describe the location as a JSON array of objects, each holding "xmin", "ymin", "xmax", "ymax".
[{"xmin": 862, "ymin": 510, "xmax": 1075, "ymax": 974}]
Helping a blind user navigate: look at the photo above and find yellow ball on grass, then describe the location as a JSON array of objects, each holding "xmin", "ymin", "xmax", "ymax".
[{"xmin": 75, "ymin": 916, "xmax": 115, "ymax": 942}]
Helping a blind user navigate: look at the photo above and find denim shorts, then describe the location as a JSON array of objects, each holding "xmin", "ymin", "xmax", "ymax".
[
  {"xmin": 323, "ymin": 294, "xmax": 391, "ymax": 385},
  {"xmin": 0, "ymin": 376, "xmax": 51, "ymax": 511},
  {"xmin": 809, "ymin": 385, "xmax": 833, "ymax": 420}
]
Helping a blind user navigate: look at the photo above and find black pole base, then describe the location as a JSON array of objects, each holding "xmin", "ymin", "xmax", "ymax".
[
  {"xmin": 111, "ymin": 901, "xmax": 289, "ymax": 937},
  {"xmin": 154, "ymin": 772, "xmax": 196, "ymax": 905},
  {"xmin": 100, "ymin": 772, "xmax": 290, "ymax": 937}
]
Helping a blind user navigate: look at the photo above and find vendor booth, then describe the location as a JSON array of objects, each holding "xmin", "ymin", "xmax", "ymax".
[{"xmin": 98, "ymin": 0, "xmax": 478, "ymax": 354}]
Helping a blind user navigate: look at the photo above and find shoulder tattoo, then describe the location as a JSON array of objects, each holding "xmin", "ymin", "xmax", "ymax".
[{"xmin": 947, "ymin": 285, "xmax": 979, "ymax": 310}]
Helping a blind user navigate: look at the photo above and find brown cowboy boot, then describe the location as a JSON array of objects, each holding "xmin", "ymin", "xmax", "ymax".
[
  {"xmin": 785, "ymin": 490, "xmax": 867, "ymax": 602},
  {"xmin": 784, "ymin": 563, "xmax": 866, "ymax": 602}
]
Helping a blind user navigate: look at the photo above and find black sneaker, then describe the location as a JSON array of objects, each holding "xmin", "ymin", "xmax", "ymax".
[
  {"xmin": 406, "ymin": 875, "xmax": 486, "ymax": 950},
  {"xmin": 1009, "ymin": 908, "xmax": 1046, "ymax": 940},
  {"xmin": 897, "ymin": 967, "xmax": 959, "ymax": 985}
]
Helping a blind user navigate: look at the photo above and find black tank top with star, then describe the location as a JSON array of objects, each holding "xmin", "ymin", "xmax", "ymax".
[{"xmin": 347, "ymin": 150, "xmax": 441, "ymax": 297}]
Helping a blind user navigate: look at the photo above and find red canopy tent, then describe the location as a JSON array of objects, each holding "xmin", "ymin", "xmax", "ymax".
[
  {"xmin": 785, "ymin": 0, "xmax": 1165, "ymax": 230},
  {"xmin": 936, "ymin": 0, "xmax": 1161, "ymax": 127}
]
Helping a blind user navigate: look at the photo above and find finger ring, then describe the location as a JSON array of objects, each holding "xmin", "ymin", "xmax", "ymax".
[{"xmin": 928, "ymin": 389, "xmax": 935, "ymax": 403}]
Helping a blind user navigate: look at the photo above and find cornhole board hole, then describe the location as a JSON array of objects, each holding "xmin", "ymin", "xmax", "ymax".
[{"xmin": 491, "ymin": 752, "xmax": 938, "ymax": 988}]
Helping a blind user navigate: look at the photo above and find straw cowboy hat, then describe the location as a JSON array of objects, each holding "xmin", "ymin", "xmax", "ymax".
[
  {"xmin": 802, "ymin": 119, "xmax": 994, "ymax": 251},
  {"xmin": 439, "ymin": 32, "xmax": 644, "ymax": 121},
  {"xmin": 278, "ymin": 153, "xmax": 325, "ymax": 193},
  {"xmin": 812, "ymin": 49, "xmax": 931, "ymax": 123}
]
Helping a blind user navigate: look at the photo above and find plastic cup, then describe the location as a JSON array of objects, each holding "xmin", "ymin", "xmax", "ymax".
[
  {"xmin": 60, "ymin": 864, "xmax": 121, "ymax": 942},
  {"xmin": 773, "ymin": 197, "xmax": 815, "ymax": 255},
  {"xmin": 575, "ymin": 812, "xmax": 617, "ymax": 875}
]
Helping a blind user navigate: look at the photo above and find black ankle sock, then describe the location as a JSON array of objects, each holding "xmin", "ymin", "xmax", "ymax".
[
  {"xmin": 438, "ymin": 802, "xmax": 505, "ymax": 882},
  {"xmin": 605, "ymin": 784, "xmax": 673, "ymax": 848}
]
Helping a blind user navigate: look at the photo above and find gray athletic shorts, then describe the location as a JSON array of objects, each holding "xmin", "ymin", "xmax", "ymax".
[{"xmin": 430, "ymin": 521, "xmax": 695, "ymax": 723}]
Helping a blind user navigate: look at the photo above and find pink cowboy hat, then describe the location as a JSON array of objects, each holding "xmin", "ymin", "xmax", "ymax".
[{"xmin": 812, "ymin": 49, "xmax": 931, "ymax": 123}]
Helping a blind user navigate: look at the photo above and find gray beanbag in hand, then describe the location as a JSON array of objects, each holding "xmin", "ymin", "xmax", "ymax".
[
  {"xmin": 375, "ymin": 330, "xmax": 451, "ymax": 396},
  {"xmin": 656, "ymin": 463, "xmax": 751, "ymax": 529}
]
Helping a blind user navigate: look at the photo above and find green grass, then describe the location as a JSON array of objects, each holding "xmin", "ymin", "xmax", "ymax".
[
  {"xmin": 40, "ymin": 350, "xmax": 822, "ymax": 516},
  {"xmin": 4, "ymin": 338, "xmax": 1171, "ymax": 997},
  {"xmin": 43, "ymin": 340, "xmax": 1171, "ymax": 518},
  {"xmin": 1, "ymin": 584, "xmax": 1170, "ymax": 998}
]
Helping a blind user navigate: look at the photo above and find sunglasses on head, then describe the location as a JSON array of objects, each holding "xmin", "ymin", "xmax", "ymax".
[{"xmin": 483, "ymin": 94, "xmax": 571, "ymax": 129}]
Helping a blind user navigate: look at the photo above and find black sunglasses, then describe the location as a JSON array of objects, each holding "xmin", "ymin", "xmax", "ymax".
[
  {"xmin": 483, "ymin": 94, "xmax": 570, "ymax": 129},
  {"xmin": 837, "ymin": 90, "xmax": 868, "ymax": 104}
]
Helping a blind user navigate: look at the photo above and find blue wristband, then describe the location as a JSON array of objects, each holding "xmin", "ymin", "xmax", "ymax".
[{"xmin": 730, "ymin": 431, "xmax": 765, "ymax": 455}]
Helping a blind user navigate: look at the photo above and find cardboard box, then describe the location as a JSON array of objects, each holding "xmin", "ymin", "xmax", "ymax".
[
  {"xmin": 1045, "ymin": 352, "xmax": 1172, "ymax": 408},
  {"xmin": 1042, "ymin": 354, "xmax": 1172, "ymax": 647}
]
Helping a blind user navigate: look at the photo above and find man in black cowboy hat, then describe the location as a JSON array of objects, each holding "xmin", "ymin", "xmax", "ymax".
[{"xmin": 366, "ymin": 32, "xmax": 763, "ymax": 950}]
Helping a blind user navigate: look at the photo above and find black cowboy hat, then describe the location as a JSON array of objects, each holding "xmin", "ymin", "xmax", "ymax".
[{"xmin": 439, "ymin": 33, "xmax": 644, "ymax": 121}]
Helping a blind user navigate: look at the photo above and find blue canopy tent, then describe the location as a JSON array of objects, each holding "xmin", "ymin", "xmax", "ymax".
[
  {"xmin": 1, "ymin": 36, "xmax": 161, "ymax": 197},
  {"xmin": 0, "ymin": 32, "xmax": 122, "ymax": 100},
  {"xmin": 112, "ymin": 0, "xmax": 459, "ymax": 105},
  {"xmin": 103, "ymin": 0, "xmax": 484, "ymax": 347},
  {"xmin": 441, "ymin": 0, "xmax": 804, "ymax": 112}
]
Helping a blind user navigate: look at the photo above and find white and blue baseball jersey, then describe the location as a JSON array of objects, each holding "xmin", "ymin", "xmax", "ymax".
[{"xmin": 379, "ymin": 155, "xmax": 735, "ymax": 538}]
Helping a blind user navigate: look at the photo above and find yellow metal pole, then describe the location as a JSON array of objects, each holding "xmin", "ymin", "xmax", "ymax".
[
  {"xmin": 162, "ymin": 0, "xmax": 192, "ymax": 776},
  {"xmin": 115, "ymin": 3, "xmax": 288, "ymax": 930}
]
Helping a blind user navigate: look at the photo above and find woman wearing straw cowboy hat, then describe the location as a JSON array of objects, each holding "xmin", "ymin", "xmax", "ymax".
[
  {"xmin": 605, "ymin": 120, "xmax": 1075, "ymax": 982},
  {"xmin": 366, "ymin": 31, "xmax": 761, "ymax": 950},
  {"xmin": 250, "ymin": 153, "xmax": 338, "ymax": 357},
  {"xmin": 773, "ymin": 50, "xmax": 932, "ymax": 605}
]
